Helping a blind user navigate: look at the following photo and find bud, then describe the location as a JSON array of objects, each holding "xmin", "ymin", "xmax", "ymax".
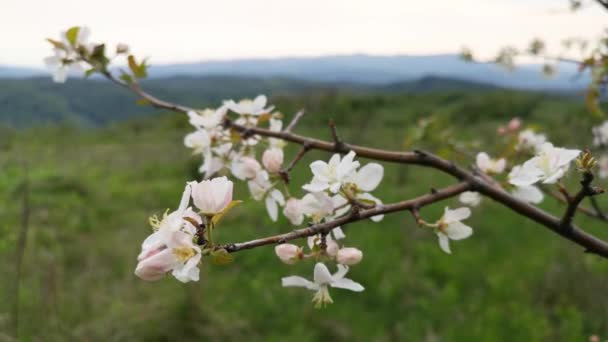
[
  {"xmin": 576, "ymin": 150, "xmax": 597, "ymax": 172},
  {"xmin": 497, "ymin": 126, "xmax": 506, "ymax": 135},
  {"xmin": 116, "ymin": 43, "xmax": 129, "ymax": 54},
  {"xmin": 275, "ymin": 244, "xmax": 302, "ymax": 264},
  {"xmin": 262, "ymin": 148, "xmax": 284, "ymax": 173},
  {"xmin": 336, "ymin": 247, "xmax": 363, "ymax": 265},
  {"xmin": 507, "ymin": 118, "xmax": 521, "ymax": 132},
  {"xmin": 326, "ymin": 239, "xmax": 339, "ymax": 257},
  {"xmin": 283, "ymin": 198, "xmax": 304, "ymax": 225}
]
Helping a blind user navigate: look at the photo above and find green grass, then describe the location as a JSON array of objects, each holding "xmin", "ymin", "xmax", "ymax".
[{"xmin": 1, "ymin": 90, "xmax": 607, "ymax": 341}]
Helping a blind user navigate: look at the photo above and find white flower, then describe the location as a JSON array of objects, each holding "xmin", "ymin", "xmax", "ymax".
[
  {"xmin": 593, "ymin": 121, "xmax": 608, "ymax": 146},
  {"xmin": 247, "ymin": 171, "xmax": 285, "ymax": 221},
  {"xmin": 301, "ymin": 192, "xmax": 335, "ymax": 223},
  {"xmin": 184, "ymin": 130, "xmax": 211, "ymax": 154},
  {"xmin": 336, "ymin": 247, "xmax": 363, "ymax": 265},
  {"xmin": 434, "ymin": 207, "xmax": 474, "ymax": 254},
  {"xmin": 224, "ymin": 95, "xmax": 274, "ymax": 116},
  {"xmin": 135, "ymin": 185, "xmax": 202, "ymax": 283},
  {"xmin": 517, "ymin": 129, "xmax": 547, "ymax": 152},
  {"xmin": 459, "ymin": 191, "xmax": 481, "ymax": 207},
  {"xmin": 509, "ymin": 143, "xmax": 580, "ymax": 186},
  {"xmin": 269, "ymin": 118, "xmax": 287, "ymax": 148},
  {"xmin": 231, "ymin": 156, "xmax": 262, "ymax": 180},
  {"xmin": 303, "ymin": 151, "xmax": 360, "ymax": 193},
  {"xmin": 282, "ymin": 263, "xmax": 364, "ymax": 308},
  {"xmin": 43, "ymin": 48, "xmax": 84, "ymax": 83},
  {"xmin": 352, "ymin": 162, "xmax": 384, "ymax": 192},
  {"xmin": 357, "ymin": 192, "xmax": 384, "ymax": 222},
  {"xmin": 476, "ymin": 152, "xmax": 506, "ymax": 174},
  {"xmin": 199, "ymin": 143, "xmax": 232, "ymax": 178},
  {"xmin": 275, "ymin": 244, "xmax": 303, "ymax": 264},
  {"xmin": 190, "ymin": 176, "xmax": 234, "ymax": 215},
  {"xmin": 283, "ymin": 198, "xmax": 304, "ymax": 225},
  {"xmin": 262, "ymin": 148, "xmax": 284, "ymax": 173},
  {"xmin": 187, "ymin": 107, "xmax": 226, "ymax": 129},
  {"xmin": 511, "ymin": 185, "xmax": 544, "ymax": 204}
]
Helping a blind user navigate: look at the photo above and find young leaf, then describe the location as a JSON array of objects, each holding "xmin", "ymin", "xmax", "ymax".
[
  {"xmin": 46, "ymin": 38, "xmax": 65, "ymax": 49},
  {"xmin": 65, "ymin": 26, "xmax": 80, "ymax": 46},
  {"xmin": 211, "ymin": 248, "xmax": 234, "ymax": 265},
  {"xmin": 211, "ymin": 200, "xmax": 242, "ymax": 226}
]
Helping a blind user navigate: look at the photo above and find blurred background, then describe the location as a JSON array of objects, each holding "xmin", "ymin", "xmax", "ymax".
[{"xmin": 1, "ymin": 0, "xmax": 607, "ymax": 341}]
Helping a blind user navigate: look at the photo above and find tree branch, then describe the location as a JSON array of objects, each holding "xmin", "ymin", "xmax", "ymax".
[
  {"xmin": 284, "ymin": 110, "xmax": 306, "ymax": 133},
  {"xmin": 561, "ymin": 172, "xmax": 604, "ymax": 228},
  {"xmin": 221, "ymin": 182, "xmax": 471, "ymax": 253},
  {"xmin": 99, "ymin": 72, "xmax": 608, "ymax": 258}
]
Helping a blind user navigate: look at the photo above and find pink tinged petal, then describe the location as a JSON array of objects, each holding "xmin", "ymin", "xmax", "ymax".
[
  {"xmin": 495, "ymin": 158, "xmax": 507, "ymax": 173},
  {"xmin": 437, "ymin": 233, "xmax": 451, "ymax": 254},
  {"xmin": 476, "ymin": 152, "xmax": 490, "ymax": 171},
  {"xmin": 134, "ymin": 249, "xmax": 178, "ymax": 281},
  {"xmin": 282, "ymin": 276, "xmax": 318, "ymax": 290},
  {"xmin": 313, "ymin": 262, "xmax": 333, "ymax": 285},
  {"xmin": 330, "ymin": 277, "xmax": 365, "ymax": 292},
  {"xmin": 354, "ymin": 163, "xmax": 384, "ymax": 192},
  {"xmin": 270, "ymin": 189, "xmax": 285, "ymax": 206},
  {"xmin": 445, "ymin": 222, "xmax": 473, "ymax": 240},
  {"xmin": 443, "ymin": 207, "xmax": 471, "ymax": 223},
  {"xmin": 265, "ymin": 196, "xmax": 278, "ymax": 221},
  {"xmin": 172, "ymin": 253, "xmax": 201, "ymax": 283}
]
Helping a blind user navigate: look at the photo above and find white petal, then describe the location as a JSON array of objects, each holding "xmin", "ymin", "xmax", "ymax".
[
  {"xmin": 445, "ymin": 221, "xmax": 473, "ymax": 240},
  {"xmin": 282, "ymin": 276, "xmax": 318, "ymax": 290},
  {"xmin": 330, "ymin": 277, "xmax": 365, "ymax": 292},
  {"xmin": 302, "ymin": 179, "xmax": 329, "ymax": 193},
  {"xmin": 512, "ymin": 185, "xmax": 544, "ymax": 204},
  {"xmin": 355, "ymin": 163, "xmax": 384, "ymax": 192},
  {"xmin": 265, "ymin": 196, "xmax": 278, "ymax": 222},
  {"xmin": 443, "ymin": 207, "xmax": 471, "ymax": 223},
  {"xmin": 309, "ymin": 161, "xmax": 329, "ymax": 181},
  {"xmin": 313, "ymin": 262, "xmax": 333, "ymax": 285},
  {"xmin": 270, "ymin": 189, "xmax": 285, "ymax": 206},
  {"xmin": 437, "ymin": 233, "xmax": 451, "ymax": 254},
  {"xmin": 332, "ymin": 227, "xmax": 346, "ymax": 240}
]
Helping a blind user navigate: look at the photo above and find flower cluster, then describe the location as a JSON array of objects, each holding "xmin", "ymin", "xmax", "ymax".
[
  {"xmin": 44, "ymin": 27, "xmax": 92, "ymax": 83},
  {"xmin": 135, "ymin": 177, "xmax": 235, "ymax": 283}
]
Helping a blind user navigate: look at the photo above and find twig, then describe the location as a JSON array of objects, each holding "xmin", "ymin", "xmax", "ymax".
[
  {"xmin": 278, "ymin": 143, "xmax": 311, "ymax": 184},
  {"xmin": 589, "ymin": 196, "xmax": 607, "ymax": 220},
  {"xmin": 328, "ymin": 119, "xmax": 348, "ymax": 153},
  {"xmin": 541, "ymin": 185, "xmax": 607, "ymax": 221},
  {"xmin": 561, "ymin": 172, "xmax": 604, "ymax": 229},
  {"xmin": 221, "ymin": 182, "xmax": 471, "ymax": 253},
  {"xmin": 284, "ymin": 110, "xmax": 306, "ymax": 133}
]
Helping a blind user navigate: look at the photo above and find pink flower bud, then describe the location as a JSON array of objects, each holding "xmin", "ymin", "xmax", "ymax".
[
  {"xmin": 135, "ymin": 247, "xmax": 177, "ymax": 281},
  {"xmin": 336, "ymin": 247, "xmax": 363, "ymax": 265},
  {"xmin": 507, "ymin": 117, "xmax": 522, "ymax": 132},
  {"xmin": 497, "ymin": 126, "xmax": 506, "ymax": 135},
  {"xmin": 283, "ymin": 198, "xmax": 304, "ymax": 225},
  {"xmin": 262, "ymin": 148, "xmax": 284, "ymax": 173},
  {"xmin": 275, "ymin": 244, "xmax": 302, "ymax": 264},
  {"xmin": 190, "ymin": 177, "xmax": 233, "ymax": 215}
]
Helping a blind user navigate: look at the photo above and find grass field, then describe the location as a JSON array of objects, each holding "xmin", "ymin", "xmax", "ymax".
[{"xmin": 1, "ymin": 90, "xmax": 607, "ymax": 341}]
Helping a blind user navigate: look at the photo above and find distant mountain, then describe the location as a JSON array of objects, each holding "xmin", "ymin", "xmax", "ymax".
[
  {"xmin": 0, "ymin": 54, "xmax": 589, "ymax": 91},
  {"xmin": 0, "ymin": 75, "xmax": 507, "ymax": 128},
  {"xmin": 0, "ymin": 65, "xmax": 45, "ymax": 78}
]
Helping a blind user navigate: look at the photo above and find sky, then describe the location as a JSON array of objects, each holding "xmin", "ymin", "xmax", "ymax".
[{"xmin": 1, "ymin": 0, "xmax": 606, "ymax": 67}]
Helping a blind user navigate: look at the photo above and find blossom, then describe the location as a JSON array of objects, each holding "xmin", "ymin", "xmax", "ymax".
[
  {"xmin": 336, "ymin": 247, "xmax": 363, "ymax": 265},
  {"xmin": 199, "ymin": 143, "xmax": 232, "ymax": 178},
  {"xmin": 275, "ymin": 244, "xmax": 303, "ymax": 264},
  {"xmin": 187, "ymin": 107, "xmax": 226, "ymax": 129},
  {"xmin": 184, "ymin": 130, "xmax": 211, "ymax": 154},
  {"xmin": 434, "ymin": 207, "xmax": 474, "ymax": 254},
  {"xmin": 190, "ymin": 176, "xmax": 234, "ymax": 215},
  {"xmin": 135, "ymin": 185, "xmax": 202, "ymax": 283},
  {"xmin": 593, "ymin": 121, "xmax": 608, "ymax": 146},
  {"xmin": 352, "ymin": 162, "xmax": 384, "ymax": 192},
  {"xmin": 282, "ymin": 263, "xmax": 364, "ymax": 308},
  {"xmin": 224, "ymin": 95, "xmax": 274, "ymax": 116},
  {"xmin": 283, "ymin": 198, "xmax": 304, "ymax": 225},
  {"xmin": 508, "ymin": 143, "xmax": 580, "ymax": 186},
  {"xmin": 247, "ymin": 171, "xmax": 285, "ymax": 221},
  {"xmin": 459, "ymin": 191, "xmax": 481, "ymax": 207},
  {"xmin": 507, "ymin": 118, "xmax": 522, "ymax": 132},
  {"xmin": 262, "ymin": 148, "xmax": 284, "ymax": 173},
  {"xmin": 231, "ymin": 156, "xmax": 262, "ymax": 180},
  {"xmin": 268, "ymin": 118, "xmax": 287, "ymax": 148},
  {"xmin": 43, "ymin": 48, "xmax": 84, "ymax": 83},
  {"xmin": 476, "ymin": 152, "xmax": 506, "ymax": 174},
  {"xmin": 517, "ymin": 129, "xmax": 547, "ymax": 152},
  {"xmin": 300, "ymin": 192, "xmax": 334, "ymax": 223},
  {"xmin": 303, "ymin": 151, "xmax": 360, "ymax": 193}
]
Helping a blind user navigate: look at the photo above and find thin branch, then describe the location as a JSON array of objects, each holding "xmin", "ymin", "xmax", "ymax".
[
  {"xmin": 541, "ymin": 186, "xmax": 607, "ymax": 221},
  {"xmin": 278, "ymin": 143, "xmax": 311, "ymax": 184},
  {"xmin": 221, "ymin": 182, "xmax": 471, "ymax": 253},
  {"xmin": 328, "ymin": 119, "xmax": 348, "ymax": 153},
  {"xmin": 284, "ymin": 110, "xmax": 306, "ymax": 133},
  {"xmin": 561, "ymin": 172, "xmax": 604, "ymax": 228},
  {"xmin": 99, "ymin": 73, "xmax": 608, "ymax": 258},
  {"xmin": 589, "ymin": 196, "xmax": 607, "ymax": 220}
]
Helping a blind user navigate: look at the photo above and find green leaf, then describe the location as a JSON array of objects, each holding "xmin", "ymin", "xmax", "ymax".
[
  {"xmin": 136, "ymin": 98, "xmax": 150, "ymax": 106},
  {"xmin": 211, "ymin": 200, "xmax": 242, "ymax": 226},
  {"xmin": 65, "ymin": 26, "xmax": 80, "ymax": 46},
  {"xmin": 211, "ymin": 248, "xmax": 234, "ymax": 265},
  {"xmin": 119, "ymin": 73, "xmax": 133, "ymax": 84},
  {"xmin": 84, "ymin": 69, "xmax": 96, "ymax": 78},
  {"xmin": 128, "ymin": 55, "xmax": 148, "ymax": 79}
]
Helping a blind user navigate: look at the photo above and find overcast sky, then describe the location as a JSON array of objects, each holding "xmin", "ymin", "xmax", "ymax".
[{"xmin": 1, "ymin": 0, "xmax": 605, "ymax": 67}]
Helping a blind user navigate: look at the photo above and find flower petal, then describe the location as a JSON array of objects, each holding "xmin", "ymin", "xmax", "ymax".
[
  {"xmin": 443, "ymin": 207, "xmax": 471, "ymax": 223},
  {"xmin": 313, "ymin": 262, "xmax": 333, "ymax": 285},
  {"xmin": 282, "ymin": 276, "xmax": 318, "ymax": 290},
  {"xmin": 265, "ymin": 196, "xmax": 278, "ymax": 222},
  {"xmin": 354, "ymin": 163, "xmax": 384, "ymax": 192},
  {"xmin": 437, "ymin": 233, "xmax": 451, "ymax": 254},
  {"xmin": 330, "ymin": 277, "xmax": 365, "ymax": 292},
  {"xmin": 445, "ymin": 221, "xmax": 473, "ymax": 240}
]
